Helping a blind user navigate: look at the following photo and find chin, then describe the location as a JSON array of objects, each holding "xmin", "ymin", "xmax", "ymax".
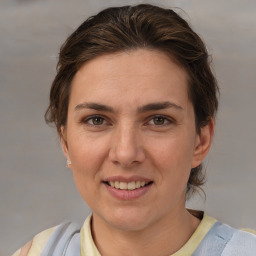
[{"xmin": 105, "ymin": 207, "xmax": 154, "ymax": 232}]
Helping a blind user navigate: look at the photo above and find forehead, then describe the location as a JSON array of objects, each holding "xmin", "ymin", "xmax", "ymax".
[{"xmin": 70, "ymin": 49, "xmax": 190, "ymax": 108}]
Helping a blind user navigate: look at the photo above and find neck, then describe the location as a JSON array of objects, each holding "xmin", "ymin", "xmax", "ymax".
[{"xmin": 91, "ymin": 207, "xmax": 200, "ymax": 256}]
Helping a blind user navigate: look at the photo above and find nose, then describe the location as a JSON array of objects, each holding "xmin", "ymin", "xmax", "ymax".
[{"xmin": 108, "ymin": 124, "xmax": 146, "ymax": 168}]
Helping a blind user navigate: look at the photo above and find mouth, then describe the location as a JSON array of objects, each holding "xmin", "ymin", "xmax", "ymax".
[{"xmin": 103, "ymin": 180, "xmax": 153, "ymax": 190}]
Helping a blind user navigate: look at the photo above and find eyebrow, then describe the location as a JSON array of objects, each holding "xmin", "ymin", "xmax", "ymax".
[
  {"xmin": 74, "ymin": 101, "xmax": 183, "ymax": 113},
  {"xmin": 75, "ymin": 102, "xmax": 114, "ymax": 112},
  {"xmin": 137, "ymin": 101, "xmax": 183, "ymax": 113}
]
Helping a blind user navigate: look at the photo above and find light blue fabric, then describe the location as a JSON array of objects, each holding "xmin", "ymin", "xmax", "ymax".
[
  {"xmin": 192, "ymin": 221, "xmax": 256, "ymax": 256},
  {"xmin": 192, "ymin": 221, "xmax": 236, "ymax": 255},
  {"xmin": 41, "ymin": 222, "xmax": 80, "ymax": 256},
  {"xmin": 42, "ymin": 220, "xmax": 256, "ymax": 255},
  {"xmin": 222, "ymin": 230, "xmax": 256, "ymax": 256},
  {"xmin": 65, "ymin": 232, "xmax": 81, "ymax": 256}
]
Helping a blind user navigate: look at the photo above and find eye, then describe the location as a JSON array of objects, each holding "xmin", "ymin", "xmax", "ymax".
[
  {"xmin": 147, "ymin": 115, "xmax": 172, "ymax": 126},
  {"xmin": 83, "ymin": 115, "xmax": 107, "ymax": 126}
]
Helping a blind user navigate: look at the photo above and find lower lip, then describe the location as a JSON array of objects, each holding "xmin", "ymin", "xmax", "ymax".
[{"xmin": 104, "ymin": 183, "xmax": 153, "ymax": 200}]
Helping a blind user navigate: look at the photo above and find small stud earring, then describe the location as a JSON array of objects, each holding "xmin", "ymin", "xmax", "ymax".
[{"xmin": 66, "ymin": 160, "xmax": 72, "ymax": 168}]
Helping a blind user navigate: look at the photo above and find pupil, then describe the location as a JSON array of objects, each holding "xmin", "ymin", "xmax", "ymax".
[
  {"xmin": 93, "ymin": 117, "xmax": 103, "ymax": 125},
  {"xmin": 154, "ymin": 117, "xmax": 164, "ymax": 125}
]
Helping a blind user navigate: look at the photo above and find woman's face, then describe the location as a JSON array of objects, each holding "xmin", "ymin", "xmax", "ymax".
[{"xmin": 62, "ymin": 49, "xmax": 212, "ymax": 231}]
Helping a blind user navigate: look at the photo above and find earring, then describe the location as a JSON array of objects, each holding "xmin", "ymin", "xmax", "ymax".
[{"xmin": 66, "ymin": 160, "xmax": 72, "ymax": 168}]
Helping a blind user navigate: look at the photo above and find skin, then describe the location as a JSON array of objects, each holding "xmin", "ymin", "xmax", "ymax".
[
  {"xmin": 61, "ymin": 49, "xmax": 214, "ymax": 256},
  {"xmin": 16, "ymin": 240, "xmax": 32, "ymax": 256}
]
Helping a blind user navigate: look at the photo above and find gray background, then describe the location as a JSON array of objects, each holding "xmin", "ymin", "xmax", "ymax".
[{"xmin": 1, "ymin": 0, "xmax": 256, "ymax": 255}]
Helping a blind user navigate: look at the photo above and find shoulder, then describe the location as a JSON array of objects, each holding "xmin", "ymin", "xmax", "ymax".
[
  {"xmin": 193, "ymin": 214, "xmax": 256, "ymax": 256},
  {"xmin": 12, "ymin": 221, "xmax": 82, "ymax": 256},
  {"xmin": 207, "ymin": 220, "xmax": 256, "ymax": 255},
  {"xmin": 242, "ymin": 228, "xmax": 256, "ymax": 235},
  {"xmin": 12, "ymin": 225, "xmax": 57, "ymax": 256},
  {"xmin": 222, "ymin": 228, "xmax": 256, "ymax": 255},
  {"xmin": 12, "ymin": 240, "xmax": 33, "ymax": 256}
]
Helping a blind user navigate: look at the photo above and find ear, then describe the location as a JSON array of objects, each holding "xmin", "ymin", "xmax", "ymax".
[
  {"xmin": 60, "ymin": 126, "xmax": 71, "ymax": 168},
  {"xmin": 191, "ymin": 118, "xmax": 215, "ymax": 168}
]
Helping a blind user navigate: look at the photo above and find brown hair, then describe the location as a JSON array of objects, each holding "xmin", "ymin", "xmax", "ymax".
[{"xmin": 45, "ymin": 4, "xmax": 219, "ymax": 196}]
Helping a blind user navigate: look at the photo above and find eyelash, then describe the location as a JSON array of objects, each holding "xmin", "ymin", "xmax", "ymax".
[
  {"xmin": 81, "ymin": 115, "xmax": 174, "ymax": 128},
  {"xmin": 146, "ymin": 115, "xmax": 174, "ymax": 126},
  {"xmin": 82, "ymin": 115, "xmax": 109, "ymax": 127}
]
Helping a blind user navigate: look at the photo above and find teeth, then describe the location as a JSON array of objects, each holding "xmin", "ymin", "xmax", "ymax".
[
  {"xmin": 128, "ymin": 181, "xmax": 135, "ymax": 190},
  {"xmin": 135, "ymin": 181, "xmax": 140, "ymax": 188},
  {"xmin": 114, "ymin": 181, "xmax": 120, "ymax": 189},
  {"xmin": 108, "ymin": 181, "xmax": 150, "ymax": 190},
  {"xmin": 120, "ymin": 182, "xmax": 128, "ymax": 189}
]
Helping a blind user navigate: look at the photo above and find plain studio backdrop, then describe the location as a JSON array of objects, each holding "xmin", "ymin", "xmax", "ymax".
[{"xmin": 0, "ymin": 0, "xmax": 256, "ymax": 255}]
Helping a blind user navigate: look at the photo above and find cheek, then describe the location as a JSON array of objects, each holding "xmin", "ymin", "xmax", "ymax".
[
  {"xmin": 69, "ymin": 143, "xmax": 103, "ymax": 207},
  {"xmin": 149, "ymin": 134, "xmax": 195, "ymax": 167},
  {"xmin": 147, "ymin": 133, "xmax": 195, "ymax": 184},
  {"xmin": 67, "ymin": 133, "xmax": 109, "ymax": 190},
  {"xmin": 68, "ymin": 130, "xmax": 108, "ymax": 164}
]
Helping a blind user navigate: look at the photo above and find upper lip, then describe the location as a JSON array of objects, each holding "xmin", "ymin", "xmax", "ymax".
[{"xmin": 103, "ymin": 175, "xmax": 152, "ymax": 183}]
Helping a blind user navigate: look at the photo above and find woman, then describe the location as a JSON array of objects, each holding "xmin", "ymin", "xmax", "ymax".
[{"xmin": 13, "ymin": 4, "xmax": 256, "ymax": 256}]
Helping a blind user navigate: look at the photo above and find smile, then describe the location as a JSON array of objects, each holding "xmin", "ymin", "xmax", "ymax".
[{"xmin": 105, "ymin": 181, "xmax": 152, "ymax": 190}]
